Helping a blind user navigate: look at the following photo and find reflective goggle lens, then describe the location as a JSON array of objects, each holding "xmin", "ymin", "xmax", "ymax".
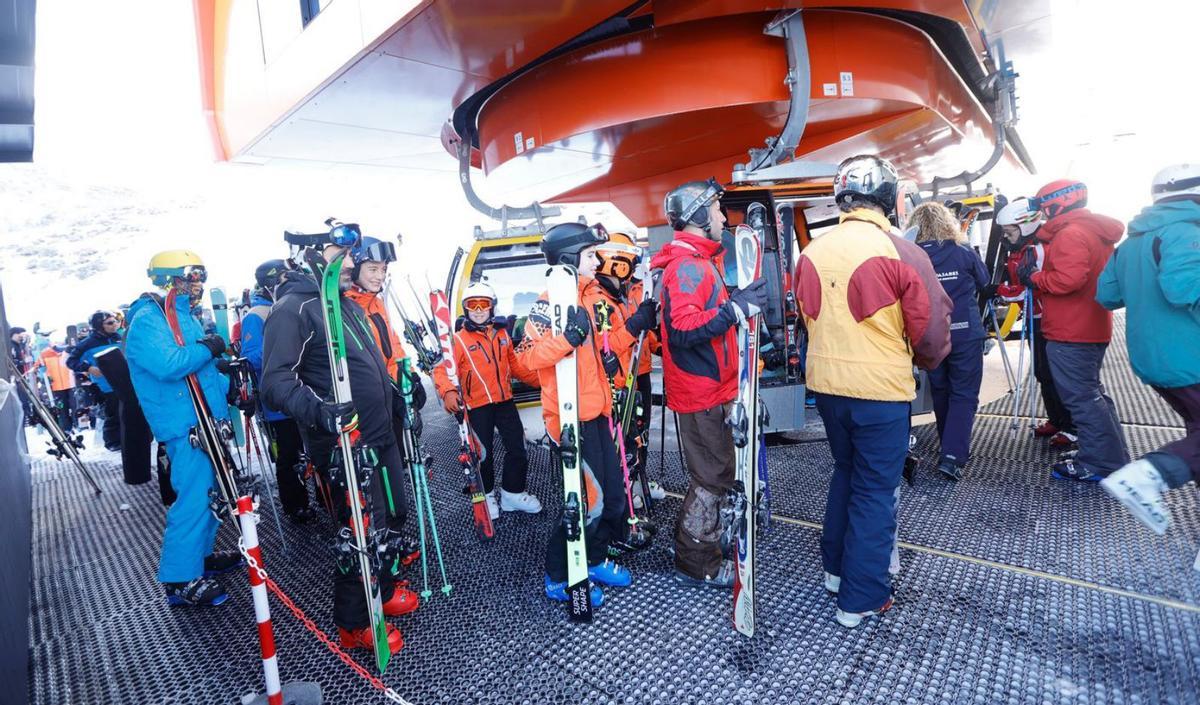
[
  {"xmin": 464, "ymin": 298, "xmax": 492, "ymax": 312},
  {"xmin": 182, "ymin": 266, "xmax": 208, "ymax": 283}
]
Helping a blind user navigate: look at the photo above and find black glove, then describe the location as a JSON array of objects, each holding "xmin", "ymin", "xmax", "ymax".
[
  {"xmin": 563, "ymin": 305, "xmax": 591, "ymax": 348},
  {"xmin": 198, "ymin": 333, "xmax": 227, "ymax": 358},
  {"xmin": 215, "ymin": 358, "xmax": 235, "ymax": 375},
  {"xmin": 625, "ymin": 299, "xmax": 659, "ymax": 337},
  {"xmin": 235, "ymin": 391, "xmax": 257, "ymax": 416},
  {"xmin": 408, "ymin": 371, "xmax": 427, "ymax": 410},
  {"xmin": 980, "ymin": 284, "xmax": 998, "ymax": 300},
  {"xmin": 727, "ymin": 278, "xmax": 770, "ymax": 320},
  {"xmin": 1017, "ymin": 251, "xmax": 1038, "ymax": 289},
  {"xmin": 317, "ymin": 400, "xmax": 358, "ymax": 435}
]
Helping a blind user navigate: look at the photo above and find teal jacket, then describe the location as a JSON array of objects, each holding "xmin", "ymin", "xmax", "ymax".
[
  {"xmin": 125, "ymin": 292, "xmax": 230, "ymax": 442},
  {"xmin": 1096, "ymin": 199, "xmax": 1200, "ymax": 388}
]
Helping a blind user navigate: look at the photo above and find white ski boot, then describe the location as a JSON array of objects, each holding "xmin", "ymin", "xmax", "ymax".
[
  {"xmin": 499, "ymin": 489, "xmax": 542, "ymax": 514},
  {"xmin": 485, "ymin": 492, "xmax": 500, "ymax": 521},
  {"xmin": 1101, "ymin": 459, "xmax": 1171, "ymax": 535},
  {"xmin": 836, "ymin": 597, "xmax": 893, "ymax": 628}
]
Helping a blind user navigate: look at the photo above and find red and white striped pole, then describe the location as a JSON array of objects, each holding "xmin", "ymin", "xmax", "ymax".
[{"xmin": 237, "ymin": 495, "xmax": 282, "ymax": 705}]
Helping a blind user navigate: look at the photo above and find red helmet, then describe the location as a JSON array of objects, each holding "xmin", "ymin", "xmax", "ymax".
[{"xmin": 1034, "ymin": 179, "xmax": 1087, "ymax": 219}]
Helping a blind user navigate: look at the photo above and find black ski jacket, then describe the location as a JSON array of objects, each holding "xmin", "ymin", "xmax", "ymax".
[{"xmin": 261, "ymin": 271, "xmax": 395, "ymax": 451}]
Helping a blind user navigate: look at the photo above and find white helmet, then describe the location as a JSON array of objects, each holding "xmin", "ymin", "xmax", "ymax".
[
  {"xmin": 1151, "ymin": 163, "xmax": 1200, "ymax": 203},
  {"xmin": 995, "ymin": 197, "xmax": 1043, "ymax": 238},
  {"xmin": 462, "ymin": 281, "xmax": 497, "ymax": 308}
]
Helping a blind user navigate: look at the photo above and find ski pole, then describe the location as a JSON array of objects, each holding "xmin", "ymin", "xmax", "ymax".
[
  {"xmin": 245, "ymin": 416, "xmax": 289, "ymax": 554},
  {"xmin": 988, "ymin": 302, "xmax": 1015, "ymax": 392}
]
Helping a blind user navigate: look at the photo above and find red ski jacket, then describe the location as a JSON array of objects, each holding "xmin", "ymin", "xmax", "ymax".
[
  {"xmin": 1031, "ymin": 208, "xmax": 1124, "ymax": 343},
  {"xmin": 995, "ymin": 239, "xmax": 1045, "ymax": 317},
  {"xmin": 649, "ymin": 232, "xmax": 739, "ymax": 414}
]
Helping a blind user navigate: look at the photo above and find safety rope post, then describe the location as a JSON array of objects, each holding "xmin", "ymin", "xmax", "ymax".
[
  {"xmin": 237, "ymin": 495, "xmax": 284, "ymax": 705},
  {"xmin": 235, "ymin": 497, "xmax": 324, "ymax": 705}
]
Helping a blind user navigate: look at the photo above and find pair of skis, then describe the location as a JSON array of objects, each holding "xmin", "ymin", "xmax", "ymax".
[
  {"xmin": 730, "ymin": 204, "xmax": 770, "ymax": 638},
  {"xmin": 301, "ymin": 248, "xmax": 392, "ymax": 673},
  {"xmin": 546, "ymin": 265, "xmax": 592, "ymax": 622},
  {"xmin": 8, "ymin": 358, "xmax": 103, "ymax": 494}
]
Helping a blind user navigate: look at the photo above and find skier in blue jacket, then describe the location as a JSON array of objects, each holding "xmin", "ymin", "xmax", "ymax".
[
  {"xmin": 126, "ymin": 250, "xmax": 243, "ymax": 607},
  {"xmin": 67, "ymin": 311, "xmax": 124, "ymax": 450},
  {"xmin": 240, "ymin": 259, "xmax": 314, "ymax": 522},
  {"xmin": 1096, "ymin": 164, "xmax": 1200, "ymax": 535},
  {"xmin": 912, "ymin": 201, "xmax": 989, "ymax": 479}
]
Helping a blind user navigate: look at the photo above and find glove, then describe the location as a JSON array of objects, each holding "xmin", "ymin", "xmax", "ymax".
[
  {"xmin": 198, "ymin": 333, "xmax": 227, "ymax": 358},
  {"xmin": 316, "ymin": 400, "xmax": 358, "ymax": 435},
  {"xmin": 408, "ymin": 372, "xmax": 427, "ymax": 410},
  {"xmin": 563, "ymin": 305, "xmax": 591, "ymax": 348},
  {"xmin": 980, "ymin": 284, "xmax": 998, "ymax": 301},
  {"xmin": 727, "ymin": 278, "xmax": 769, "ymax": 321},
  {"xmin": 235, "ymin": 391, "xmax": 257, "ymax": 416},
  {"xmin": 443, "ymin": 390, "xmax": 463, "ymax": 415},
  {"xmin": 625, "ymin": 299, "xmax": 659, "ymax": 337},
  {"xmin": 215, "ymin": 358, "xmax": 234, "ymax": 375},
  {"xmin": 1017, "ymin": 255, "xmax": 1038, "ymax": 290}
]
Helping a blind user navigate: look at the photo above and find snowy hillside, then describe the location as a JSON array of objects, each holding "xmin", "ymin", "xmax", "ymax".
[{"xmin": 0, "ymin": 162, "xmax": 627, "ymax": 339}]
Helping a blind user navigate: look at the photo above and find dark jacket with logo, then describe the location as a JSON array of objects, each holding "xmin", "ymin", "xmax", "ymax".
[{"xmin": 918, "ymin": 240, "xmax": 989, "ymax": 344}]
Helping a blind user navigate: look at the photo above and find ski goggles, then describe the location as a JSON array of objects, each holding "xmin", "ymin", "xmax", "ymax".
[
  {"xmin": 463, "ymin": 297, "xmax": 493, "ymax": 312},
  {"xmin": 150, "ymin": 264, "xmax": 208, "ymax": 284}
]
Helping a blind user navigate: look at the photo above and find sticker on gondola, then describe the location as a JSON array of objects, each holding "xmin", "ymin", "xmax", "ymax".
[
  {"xmin": 525, "ymin": 136, "xmax": 536, "ymax": 151},
  {"xmin": 514, "ymin": 132, "xmax": 525, "ymax": 154},
  {"xmin": 840, "ymin": 72, "xmax": 854, "ymax": 97},
  {"xmin": 823, "ymin": 83, "xmax": 837, "ymax": 96}
]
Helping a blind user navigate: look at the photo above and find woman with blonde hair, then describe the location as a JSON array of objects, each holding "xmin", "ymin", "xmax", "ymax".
[{"xmin": 911, "ymin": 201, "xmax": 989, "ymax": 479}]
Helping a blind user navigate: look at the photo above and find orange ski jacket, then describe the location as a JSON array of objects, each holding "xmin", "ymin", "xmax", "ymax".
[
  {"xmin": 37, "ymin": 348, "xmax": 75, "ymax": 392},
  {"xmin": 516, "ymin": 276, "xmax": 613, "ymax": 442},
  {"xmin": 344, "ymin": 287, "xmax": 407, "ymax": 382},
  {"xmin": 432, "ymin": 322, "xmax": 539, "ymax": 410}
]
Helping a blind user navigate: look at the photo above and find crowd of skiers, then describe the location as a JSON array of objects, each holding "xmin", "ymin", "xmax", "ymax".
[{"xmin": 11, "ymin": 155, "xmax": 1198, "ymax": 649}]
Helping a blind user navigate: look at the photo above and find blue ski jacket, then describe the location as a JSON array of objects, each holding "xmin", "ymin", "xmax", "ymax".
[
  {"xmin": 66, "ymin": 330, "xmax": 122, "ymax": 393},
  {"xmin": 239, "ymin": 293, "xmax": 287, "ymax": 423},
  {"xmin": 917, "ymin": 240, "xmax": 989, "ymax": 344},
  {"xmin": 1096, "ymin": 199, "xmax": 1200, "ymax": 388},
  {"xmin": 125, "ymin": 291, "xmax": 230, "ymax": 443}
]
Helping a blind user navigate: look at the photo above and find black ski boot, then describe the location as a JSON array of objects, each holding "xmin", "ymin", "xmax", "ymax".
[
  {"xmin": 165, "ymin": 576, "xmax": 228, "ymax": 606},
  {"xmin": 607, "ymin": 526, "xmax": 653, "ymax": 557},
  {"xmin": 203, "ymin": 550, "xmax": 245, "ymax": 576},
  {"xmin": 287, "ymin": 506, "xmax": 317, "ymax": 524}
]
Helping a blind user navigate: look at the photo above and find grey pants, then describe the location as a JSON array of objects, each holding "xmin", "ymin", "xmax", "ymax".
[{"xmin": 1046, "ymin": 341, "xmax": 1129, "ymax": 475}]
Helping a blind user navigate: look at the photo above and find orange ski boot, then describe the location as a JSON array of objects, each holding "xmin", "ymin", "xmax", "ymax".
[
  {"xmin": 382, "ymin": 584, "xmax": 420, "ymax": 617},
  {"xmin": 337, "ymin": 623, "xmax": 403, "ymax": 655}
]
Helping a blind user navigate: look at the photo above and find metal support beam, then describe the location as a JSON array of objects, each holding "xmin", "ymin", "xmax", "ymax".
[
  {"xmin": 454, "ymin": 131, "xmax": 560, "ymax": 229},
  {"xmin": 743, "ymin": 11, "xmax": 810, "ymax": 173}
]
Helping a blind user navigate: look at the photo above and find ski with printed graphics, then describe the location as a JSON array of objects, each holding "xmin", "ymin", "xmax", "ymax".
[
  {"xmin": 428, "ymin": 288, "xmax": 495, "ymax": 542},
  {"xmin": 547, "ymin": 264, "xmax": 593, "ymax": 622},
  {"xmin": 301, "ymin": 248, "xmax": 390, "ymax": 674},
  {"xmin": 730, "ymin": 208, "xmax": 765, "ymax": 637},
  {"xmin": 153, "ymin": 289, "xmax": 245, "ymax": 530},
  {"xmin": 209, "ymin": 288, "xmax": 246, "ymax": 447}
]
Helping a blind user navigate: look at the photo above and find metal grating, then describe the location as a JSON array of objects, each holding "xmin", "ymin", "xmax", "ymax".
[{"xmin": 26, "ymin": 368, "xmax": 1200, "ymax": 705}]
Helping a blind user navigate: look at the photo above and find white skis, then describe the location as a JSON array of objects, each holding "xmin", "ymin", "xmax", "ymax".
[
  {"xmin": 547, "ymin": 264, "xmax": 592, "ymax": 623},
  {"xmin": 731, "ymin": 209, "xmax": 765, "ymax": 637}
]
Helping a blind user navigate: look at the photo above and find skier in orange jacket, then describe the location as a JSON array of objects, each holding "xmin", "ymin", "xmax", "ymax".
[{"xmin": 432, "ymin": 281, "xmax": 542, "ymax": 520}]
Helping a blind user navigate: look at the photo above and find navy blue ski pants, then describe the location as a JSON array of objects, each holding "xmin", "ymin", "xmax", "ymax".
[
  {"xmin": 928, "ymin": 337, "xmax": 984, "ymax": 467},
  {"xmin": 815, "ymin": 393, "xmax": 909, "ymax": 613}
]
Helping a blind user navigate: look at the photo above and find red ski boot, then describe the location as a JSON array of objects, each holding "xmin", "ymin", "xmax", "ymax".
[
  {"xmin": 1032, "ymin": 421, "xmax": 1058, "ymax": 438},
  {"xmin": 382, "ymin": 584, "xmax": 420, "ymax": 617},
  {"xmin": 338, "ymin": 623, "xmax": 403, "ymax": 655}
]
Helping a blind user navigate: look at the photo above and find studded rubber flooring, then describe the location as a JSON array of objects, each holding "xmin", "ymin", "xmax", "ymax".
[{"xmin": 26, "ymin": 324, "xmax": 1200, "ymax": 704}]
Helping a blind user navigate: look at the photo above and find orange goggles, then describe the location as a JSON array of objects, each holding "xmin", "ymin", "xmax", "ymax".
[{"xmin": 464, "ymin": 297, "xmax": 493, "ymax": 312}]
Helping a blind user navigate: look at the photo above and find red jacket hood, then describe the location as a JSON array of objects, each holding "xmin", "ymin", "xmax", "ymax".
[
  {"xmin": 1038, "ymin": 208, "xmax": 1124, "ymax": 245},
  {"xmin": 650, "ymin": 232, "xmax": 723, "ymax": 269}
]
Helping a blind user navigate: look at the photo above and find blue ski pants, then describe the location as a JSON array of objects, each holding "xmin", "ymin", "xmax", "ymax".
[
  {"xmin": 927, "ymin": 337, "xmax": 984, "ymax": 466},
  {"xmin": 157, "ymin": 436, "xmax": 220, "ymax": 583},
  {"xmin": 815, "ymin": 393, "xmax": 909, "ymax": 613}
]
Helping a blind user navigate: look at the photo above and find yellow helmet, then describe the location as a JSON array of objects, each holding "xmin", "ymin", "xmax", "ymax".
[{"xmin": 147, "ymin": 250, "xmax": 206, "ymax": 289}]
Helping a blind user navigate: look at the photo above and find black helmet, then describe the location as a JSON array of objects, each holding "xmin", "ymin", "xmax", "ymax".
[
  {"xmin": 88, "ymin": 310, "xmax": 116, "ymax": 332},
  {"xmin": 664, "ymin": 177, "xmax": 725, "ymax": 232},
  {"xmin": 541, "ymin": 222, "xmax": 609, "ymax": 267},
  {"xmin": 834, "ymin": 155, "xmax": 899, "ymax": 215},
  {"xmin": 254, "ymin": 259, "xmax": 287, "ymax": 298}
]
